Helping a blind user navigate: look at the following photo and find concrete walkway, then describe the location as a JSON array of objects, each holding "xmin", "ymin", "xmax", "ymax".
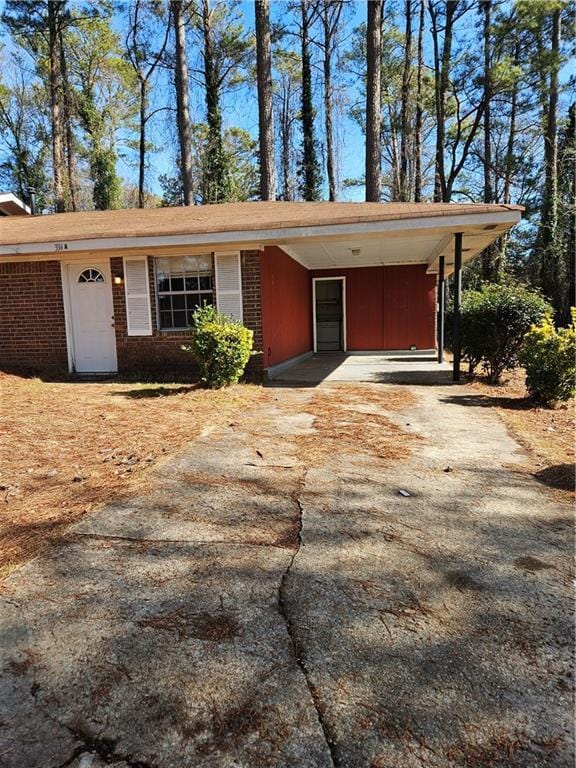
[
  {"xmin": 272, "ymin": 351, "xmax": 453, "ymax": 385},
  {"xmin": 0, "ymin": 381, "xmax": 573, "ymax": 768}
]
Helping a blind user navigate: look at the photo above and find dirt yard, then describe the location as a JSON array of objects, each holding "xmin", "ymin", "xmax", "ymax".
[
  {"xmin": 0, "ymin": 372, "xmax": 264, "ymax": 578},
  {"xmin": 471, "ymin": 369, "xmax": 574, "ymax": 497}
]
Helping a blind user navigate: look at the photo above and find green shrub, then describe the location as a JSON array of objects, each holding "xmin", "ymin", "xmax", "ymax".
[
  {"xmin": 519, "ymin": 311, "xmax": 576, "ymax": 404},
  {"xmin": 184, "ymin": 304, "xmax": 254, "ymax": 388},
  {"xmin": 447, "ymin": 282, "xmax": 551, "ymax": 383}
]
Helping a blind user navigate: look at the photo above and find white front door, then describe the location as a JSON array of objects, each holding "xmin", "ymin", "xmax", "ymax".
[{"xmin": 67, "ymin": 262, "xmax": 118, "ymax": 373}]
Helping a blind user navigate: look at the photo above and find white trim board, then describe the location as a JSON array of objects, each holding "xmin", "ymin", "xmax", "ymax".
[{"xmin": 312, "ymin": 276, "xmax": 347, "ymax": 354}]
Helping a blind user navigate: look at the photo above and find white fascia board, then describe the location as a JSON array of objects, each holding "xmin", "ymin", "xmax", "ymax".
[{"xmin": 0, "ymin": 209, "xmax": 522, "ymax": 258}]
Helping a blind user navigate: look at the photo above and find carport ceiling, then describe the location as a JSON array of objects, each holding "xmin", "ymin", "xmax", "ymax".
[{"xmin": 279, "ymin": 225, "xmax": 514, "ymax": 275}]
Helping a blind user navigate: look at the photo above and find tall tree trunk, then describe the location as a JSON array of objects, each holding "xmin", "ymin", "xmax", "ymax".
[
  {"xmin": 503, "ymin": 38, "xmax": 519, "ymax": 206},
  {"xmin": 482, "ymin": 0, "xmax": 492, "ymax": 206},
  {"xmin": 365, "ymin": 0, "xmax": 382, "ymax": 202},
  {"xmin": 322, "ymin": 0, "xmax": 342, "ymax": 201},
  {"xmin": 414, "ymin": 0, "xmax": 425, "ymax": 202},
  {"xmin": 430, "ymin": 0, "xmax": 457, "ymax": 202},
  {"xmin": 536, "ymin": 8, "xmax": 561, "ymax": 305},
  {"xmin": 255, "ymin": 0, "xmax": 276, "ymax": 200},
  {"xmin": 138, "ymin": 78, "xmax": 146, "ymax": 208},
  {"xmin": 202, "ymin": 0, "xmax": 227, "ymax": 202},
  {"xmin": 481, "ymin": 0, "xmax": 497, "ymax": 280},
  {"xmin": 171, "ymin": 0, "xmax": 194, "ymax": 205},
  {"xmin": 48, "ymin": 1, "xmax": 66, "ymax": 212},
  {"xmin": 499, "ymin": 37, "xmax": 520, "ymax": 269},
  {"xmin": 399, "ymin": 0, "xmax": 412, "ymax": 202},
  {"xmin": 280, "ymin": 86, "xmax": 293, "ymax": 200},
  {"xmin": 58, "ymin": 28, "xmax": 76, "ymax": 212},
  {"xmin": 300, "ymin": 0, "xmax": 321, "ymax": 200}
]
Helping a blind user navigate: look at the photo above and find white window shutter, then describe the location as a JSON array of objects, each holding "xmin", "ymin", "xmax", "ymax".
[
  {"xmin": 123, "ymin": 257, "xmax": 152, "ymax": 336},
  {"xmin": 214, "ymin": 251, "xmax": 243, "ymax": 322}
]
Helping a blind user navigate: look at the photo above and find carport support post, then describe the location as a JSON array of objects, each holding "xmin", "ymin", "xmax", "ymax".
[
  {"xmin": 452, "ymin": 233, "xmax": 463, "ymax": 382},
  {"xmin": 437, "ymin": 255, "xmax": 445, "ymax": 363}
]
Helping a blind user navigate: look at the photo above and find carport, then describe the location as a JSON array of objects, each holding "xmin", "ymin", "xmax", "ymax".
[{"xmin": 258, "ymin": 203, "xmax": 523, "ymax": 381}]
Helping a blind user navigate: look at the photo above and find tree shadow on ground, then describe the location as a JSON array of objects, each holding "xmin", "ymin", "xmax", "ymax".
[
  {"xmin": 112, "ymin": 384, "xmax": 201, "ymax": 399},
  {"xmin": 440, "ymin": 392, "xmax": 536, "ymax": 411},
  {"xmin": 534, "ymin": 464, "xmax": 575, "ymax": 492}
]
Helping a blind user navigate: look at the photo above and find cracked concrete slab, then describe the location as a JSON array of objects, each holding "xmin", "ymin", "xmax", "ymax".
[
  {"xmin": 0, "ymin": 381, "xmax": 573, "ymax": 768},
  {"xmin": 283, "ymin": 386, "xmax": 574, "ymax": 767},
  {"xmin": 0, "ymin": 539, "xmax": 332, "ymax": 768}
]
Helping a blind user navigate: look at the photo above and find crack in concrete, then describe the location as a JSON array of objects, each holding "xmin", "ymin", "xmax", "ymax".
[
  {"xmin": 277, "ymin": 472, "xmax": 339, "ymax": 768},
  {"xmin": 58, "ymin": 725, "xmax": 155, "ymax": 768},
  {"xmin": 72, "ymin": 532, "xmax": 292, "ymax": 550},
  {"xmin": 27, "ymin": 678, "xmax": 152, "ymax": 768}
]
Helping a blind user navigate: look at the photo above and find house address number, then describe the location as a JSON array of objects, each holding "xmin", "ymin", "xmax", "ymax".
[{"xmin": 54, "ymin": 242, "xmax": 69, "ymax": 251}]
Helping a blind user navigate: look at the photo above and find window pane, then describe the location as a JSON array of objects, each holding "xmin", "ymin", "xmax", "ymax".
[
  {"xmin": 183, "ymin": 255, "xmax": 198, "ymax": 272},
  {"xmin": 185, "ymin": 275, "xmax": 199, "ymax": 291},
  {"xmin": 156, "ymin": 258, "xmax": 171, "ymax": 273},
  {"xmin": 199, "ymin": 275, "xmax": 212, "ymax": 290},
  {"xmin": 173, "ymin": 310, "xmax": 187, "ymax": 328},
  {"xmin": 196, "ymin": 254, "xmax": 212, "ymax": 272},
  {"xmin": 159, "ymin": 296, "xmax": 172, "ymax": 313},
  {"xmin": 170, "ymin": 275, "xmax": 184, "ymax": 292},
  {"xmin": 172, "ymin": 294, "xmax": 185, "ymax": 310},
  {"xmin": 172, "ymin": 257, "xmax": 184, "ymax": 273},
  {"xmin": 187, "ymin": 293, "xmax": 201, "ymax": 311},
  {"xmin": 160, "ymin": 311, "xmax": 173, "ymax": 329},
  {"xmin": 157, "ymin": 276, "xmax": 170, "ymax": 293}
]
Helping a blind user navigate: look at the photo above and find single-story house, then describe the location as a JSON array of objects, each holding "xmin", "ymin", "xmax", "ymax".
[{"xmin": 0, "ymin": 200, "xmax": 522, "ymax": 380}]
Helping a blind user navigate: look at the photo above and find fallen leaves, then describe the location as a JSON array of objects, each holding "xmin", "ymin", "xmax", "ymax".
[{"xmin": 0, "ymin": 372, "xmax": 263, "ymax": 579}]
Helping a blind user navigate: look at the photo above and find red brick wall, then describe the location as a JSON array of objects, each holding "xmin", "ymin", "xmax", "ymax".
[
  {"xmin": 0, "ymin": 252, "xmax": 264, "ymax": 377},
  {"xmin": 0, "ymin": 260, "xmax": 68, "ymax": 372},
  {"xmin": 241, "ymin": 250, "xmax": 264, "ymax": 373},
  {"xmin": 110, "ymin": 256, "xmax": 195, "ymax": 373},
  {"xmin": 260, "ymin": 245, "xmax": 313, "ymax": 367},
  {"xmin": 111, "ymin": 251, "xmax": 264, "ymax": 375}
]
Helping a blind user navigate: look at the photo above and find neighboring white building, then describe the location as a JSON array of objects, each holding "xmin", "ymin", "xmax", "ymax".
[{"xmin": 0, "ymin": 192, "xmax": 30, "ymax": 216}]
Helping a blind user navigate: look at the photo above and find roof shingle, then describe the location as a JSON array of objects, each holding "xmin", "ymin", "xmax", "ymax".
[{"xmin": 0, "ymin": 200, "xmax": 523, "ymax": 247}]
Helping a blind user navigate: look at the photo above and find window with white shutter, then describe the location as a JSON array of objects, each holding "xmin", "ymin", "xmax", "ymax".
[
  {"xmin": 123, "ymin": 256, "xmax": 152, "ymax": 336},
  {"xmin": 214, "ymin": 252, "xmax": 243, "ymax": 322}
]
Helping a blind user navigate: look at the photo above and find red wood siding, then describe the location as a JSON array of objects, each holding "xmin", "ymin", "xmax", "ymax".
[
  {"xmin": 260, "ymin": 246, "xmax": 312, "ymax": 367},
  {"xmin": 310, "ymin": 264, "xmax": 436, "ymax": 350}
]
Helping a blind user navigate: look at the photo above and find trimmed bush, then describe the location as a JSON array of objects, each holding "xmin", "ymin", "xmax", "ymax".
[
  {"xmin": 448, "ymin": 283, "xmax": 551, "ymax": 383},
  {"xmin": 519, "ymin": 311, "xmax": 576, "ymax": 404},
  {"xmin": 184, "ymin": 304, "xmax": 254, "ymax": 388}
]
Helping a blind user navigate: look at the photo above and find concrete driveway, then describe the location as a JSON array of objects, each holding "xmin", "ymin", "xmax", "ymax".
[
  {"xmin": 271, "ymin": 351, "xmax": 453, "ymax": 385},
  {"xmin": 0, "ymin": 380, "xmax": 573, "ymax": 768}
]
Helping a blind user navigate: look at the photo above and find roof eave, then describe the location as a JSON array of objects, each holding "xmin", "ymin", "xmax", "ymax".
[{"xmin": 0, "ymin": 209, "xmax": 522, "ymax": 259}]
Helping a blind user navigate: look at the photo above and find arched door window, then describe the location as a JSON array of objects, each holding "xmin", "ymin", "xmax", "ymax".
[{"xmin": 78, "ymin": 268, "xmax": 105, "ymax": 284}]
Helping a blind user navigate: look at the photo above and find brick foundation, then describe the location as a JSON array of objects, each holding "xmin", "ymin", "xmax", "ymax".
[{"xmin": 0, "ymin": 260, "xmax": 68, "ymax": 373}]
